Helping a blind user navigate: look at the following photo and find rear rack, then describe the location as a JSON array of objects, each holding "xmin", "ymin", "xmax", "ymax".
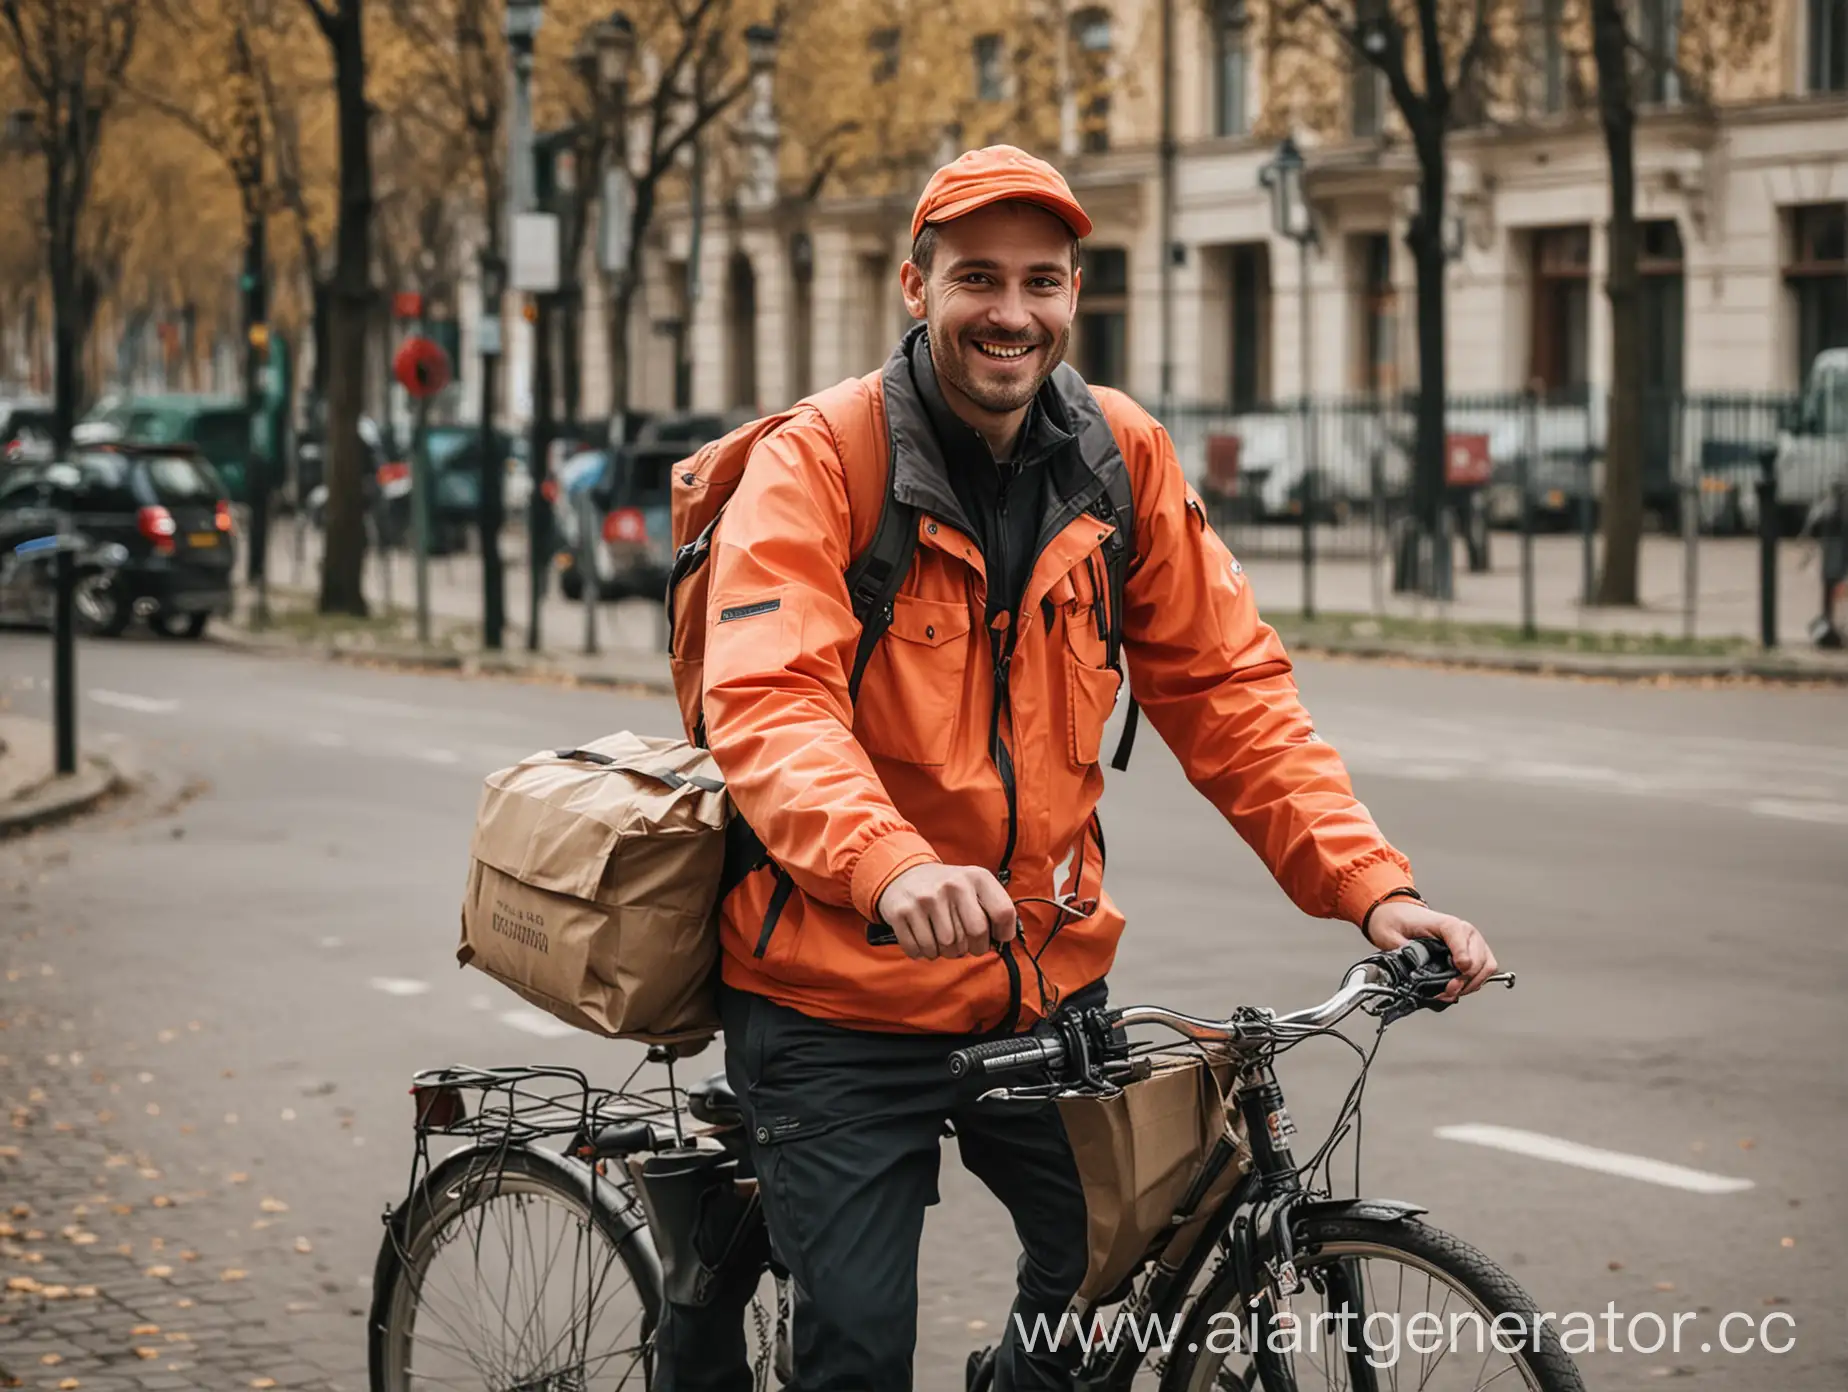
[{"xmin": 409, "ymin": 1063, "xmax": 678, "ymax": 1148}]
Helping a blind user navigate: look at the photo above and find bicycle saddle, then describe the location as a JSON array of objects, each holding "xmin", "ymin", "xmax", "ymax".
[{"xmin": 687, "ymin": 1070, "xmax": 743, "ymax": 1129}]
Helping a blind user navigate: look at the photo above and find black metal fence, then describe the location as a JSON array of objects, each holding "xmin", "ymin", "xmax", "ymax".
[{"xmin": 1155, "ymin": 389, "xmax": 1811, "ymax": 563}]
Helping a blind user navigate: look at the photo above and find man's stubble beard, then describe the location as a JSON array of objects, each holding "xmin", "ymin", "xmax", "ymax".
[{"xmin": 927, "ymin": 311, "xmax": 1071, "ymax": 417}]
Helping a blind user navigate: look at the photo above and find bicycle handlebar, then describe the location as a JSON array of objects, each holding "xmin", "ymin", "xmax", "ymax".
[{"xmin": 948, "ymin": 940, "xmax": 1513, "ymax": 1082}]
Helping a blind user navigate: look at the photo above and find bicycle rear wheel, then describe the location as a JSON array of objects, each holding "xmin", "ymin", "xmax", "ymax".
[
  {"xmin": 1163, "ymin": 1215, "xmax": 1586, "ymax": 1392},
  {"xmin": 370, "ymin": 1146, "xmax": 658, "ymax": 1391}
]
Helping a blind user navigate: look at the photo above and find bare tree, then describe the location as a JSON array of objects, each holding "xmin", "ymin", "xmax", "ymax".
[
  {"xmin": 1586, "ymin": 0, "xmax": 1771, "ymax": 605},
  {"xmin": 1274, "ymin": 0, "xmax": 1506, "ymax": 597},
  {"xmin": 0, "ymin": 0, "xmax": 140, "ymax": 448}
]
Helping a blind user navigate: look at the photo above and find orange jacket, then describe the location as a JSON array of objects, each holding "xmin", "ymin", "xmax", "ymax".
[{"xmin": 700, "ymin": 342, "xmax": 1413, "ymax": 1034}]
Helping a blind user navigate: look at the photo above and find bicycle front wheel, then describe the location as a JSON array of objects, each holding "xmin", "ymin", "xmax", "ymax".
[
  {"xmin": 1164, "ymin": 1215, "xmax": 1586, "ymax": 1392},
  {"xmin": 370, "ymin": 1146, "xmax": 658, "ymax": 1391}
]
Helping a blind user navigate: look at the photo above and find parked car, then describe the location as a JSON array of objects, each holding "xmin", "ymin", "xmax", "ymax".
[
  {"xmin": 0, "ymin": 398, "xmax": 56, "ymax": 474},
  {"xmin": 74, "ymin": 394, "xmax": 256, "ymax": 503},
  {"xmin": 0, "ymin": 444, "xmax": 235, "ymax": 637},
  {"xmin": 554, "ymin": 441, "xmax": 694, "ymax": 598}
]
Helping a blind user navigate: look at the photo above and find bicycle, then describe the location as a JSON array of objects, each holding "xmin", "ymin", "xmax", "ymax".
[{"xmin": 367, "ymin": 940, "xmax": 1586, "ymax": 1392}]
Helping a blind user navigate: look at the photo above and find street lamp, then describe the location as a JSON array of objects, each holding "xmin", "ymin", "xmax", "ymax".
[
  {"xmin": 1260, "ymin": 135, "xmax": 1320, "ymax": 618},
  {"xmin": 744, "ymin": 22, "xmax": 778, "ymax": 72}
]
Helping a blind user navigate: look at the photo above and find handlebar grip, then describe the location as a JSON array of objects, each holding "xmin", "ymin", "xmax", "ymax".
[
  {"xmin": 1398, "ymin": 939, "xmax": 1454, "ymax": 975},
  {"xmin": 947, "ymin": 1033, "xmax": 1063, "ymax": 1080}
]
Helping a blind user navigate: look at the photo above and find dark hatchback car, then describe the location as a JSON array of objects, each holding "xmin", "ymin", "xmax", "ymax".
[{"xmin": 0, "ymin": 446, "xmax": 236, "ymax": 637}]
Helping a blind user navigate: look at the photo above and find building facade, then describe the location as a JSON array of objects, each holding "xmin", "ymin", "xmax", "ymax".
[{"xmin": 498, "ymin": 0, "xmax": 1847, "ymax": 438}]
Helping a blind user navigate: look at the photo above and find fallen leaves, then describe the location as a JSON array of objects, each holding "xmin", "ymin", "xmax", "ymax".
[
  {"xmin": 131, "ymin": 1324, "xmax": 159, "ymax": 1336},
  {"xmin": 5, "ymin": 1276, "xmax": 39, "ymax": 1293},
  {"xmin": 258, "ymin": 1197, "xmax": 290, "ymax": 1214},
  {"xmin": 133, "ymin": 1347, "xmax": 159, "ymax": 1361},
  {"xmin": 220, "ymin": 1268, "xmax": 248, "ymax": 1282},
  {"xmin": 293, "ymin": 1236, "xmax": 313, "ymax": 1254},
  {"xmin": 145, "ymin": 1264, "xmax": 173, "ymax": 1278}
]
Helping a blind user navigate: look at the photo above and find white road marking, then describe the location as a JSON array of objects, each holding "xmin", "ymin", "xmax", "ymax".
[
  {"xmin": 89, "ymin": 689, "xmax": 178, "ymax": 714},
  {"xmin": 1747, "ymin": 798, "xmax": 1848, "ymax": 826},
  {"xmin": 367, "ymin": 977, "xmax": 432, "ymax": 998},
  {"xmin": 499, "ymin": 1009, "xmax": 578, "ymax": 1040},
  {"xmin": 1435, "ymin": 1124, "xmax": 1755, "ymax": 1194}
]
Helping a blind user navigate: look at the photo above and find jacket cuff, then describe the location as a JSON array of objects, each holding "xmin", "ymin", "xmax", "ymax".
[
  {"xmin": 1336, "ymin": 855, "xmax": 1417, "ymax": 929},
  {"xmin": 849, "ymin": 829, "xmax": 941, "ymax": 924}
]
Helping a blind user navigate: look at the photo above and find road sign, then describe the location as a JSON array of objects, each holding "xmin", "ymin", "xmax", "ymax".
[
  {"xmin": 394, "ymin": 335, "xmax": 453, "ymax": 398},
  {"xmin": 1446, "ymin": 433, "xmax": 1492, "ymax": 488},
  {"xmin": 393, "ymin": 291, "xmax": 425, "ymax": 320},
  {"xmin": 511, "ymin": 212, "xmax": 561, "ymax": 294}
]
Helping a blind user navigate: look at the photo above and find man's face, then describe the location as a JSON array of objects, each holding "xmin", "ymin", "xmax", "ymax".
[{"xmin": 900, "ymin": 202, "xmax": 1080, "ymax": 421}]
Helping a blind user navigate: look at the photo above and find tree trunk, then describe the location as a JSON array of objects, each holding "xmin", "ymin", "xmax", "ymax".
[
  {"xmin": 1592, "ymin": 0, "xmax": 1642, "ymax": 606},
  {"xmin": 317, "ymin": 0, "xmax": 374, "ymax": 617},
  {"xmin": 1409, "ymin": 128, "xmax": 1451, "ymax": 599},
  {"xmin": 49, "ymin": 247, "xmax": 82, "ymax": 455}
]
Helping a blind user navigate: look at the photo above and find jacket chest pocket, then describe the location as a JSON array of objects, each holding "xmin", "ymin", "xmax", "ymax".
[
  {"xmin": 854, "ymin": 596, "xmax": 973, "ymax": 766},
  {"xmin": 1058, "ymin": 565, "xmax": 1122, "ymax": 768}
]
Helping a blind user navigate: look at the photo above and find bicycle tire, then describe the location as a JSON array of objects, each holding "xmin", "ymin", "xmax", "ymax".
[
  {"xmin": 368, "ymin": 1145, "xmax": 661, "ymax": 1391},
  {"xmin": 1161, "ymin": 1215, "xmax": 1586, "ymax": 1392}
]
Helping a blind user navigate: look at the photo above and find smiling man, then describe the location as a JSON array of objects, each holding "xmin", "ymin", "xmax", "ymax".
[{"xmin": 688, "ymin": 145, "xmax": 1498, "ymax": 1391}]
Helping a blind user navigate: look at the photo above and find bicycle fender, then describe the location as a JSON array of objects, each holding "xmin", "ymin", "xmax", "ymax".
[
  {"xmin": 398, "ymin": 1144, "xmax": 661, "ymax": 1293},
  {"xmin": 1292, "ymin": 1197, "xmax": 1428, "ymax": 1228}
]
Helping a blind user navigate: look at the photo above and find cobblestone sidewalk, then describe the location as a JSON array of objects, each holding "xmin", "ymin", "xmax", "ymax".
[{"xmin": 1, "ymin": 830, "xmax": 363, "ymax": 1390}]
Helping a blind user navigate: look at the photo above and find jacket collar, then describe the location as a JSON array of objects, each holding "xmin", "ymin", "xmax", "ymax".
[{"xmin": 881, "ymin": 324, "xmax": 1120, "ymax": 546}]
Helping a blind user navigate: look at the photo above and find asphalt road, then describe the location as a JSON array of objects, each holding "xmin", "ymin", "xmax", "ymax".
[{"xmin": 1, "ymin": 628, "xmax": 1844, "ymax": 1390}]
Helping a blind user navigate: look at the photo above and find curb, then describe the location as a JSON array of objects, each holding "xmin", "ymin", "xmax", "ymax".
[
  {"xmin": 1280, "ymin": 634, "xmax": 1848, "ymax": 684},
  {"xmin": 212, "ymin": 626, "xmax": 678, "ymax": 694},
  {"xmin": 0, "ymin": 757, "xmax": 123, "ymax": 838},
  {"xmin": 212, "ymin": 618, "xmax": 1848, "ymax": 690}
]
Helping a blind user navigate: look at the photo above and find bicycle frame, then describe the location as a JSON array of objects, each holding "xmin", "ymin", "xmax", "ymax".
[{"xmin": 1071, "ymin": 1053, "xmax": 1424, "ymax": 1392}]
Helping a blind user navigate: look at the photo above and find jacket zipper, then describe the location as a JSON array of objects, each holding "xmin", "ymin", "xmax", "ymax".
[{"xmin": 989, "ymin": 473, "xmax": 1026, "ymax": 1034}]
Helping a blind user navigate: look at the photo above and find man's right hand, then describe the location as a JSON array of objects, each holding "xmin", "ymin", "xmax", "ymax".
[{"xmin": 876, "ymin": 864, "xmax": 1018, "ymax": 961}]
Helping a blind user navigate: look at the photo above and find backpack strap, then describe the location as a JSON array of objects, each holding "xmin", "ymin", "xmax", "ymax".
[
  {"xmin": 1100, "ymin": 460, "xmax": 1140, "ymax": 772},
  {"xmin": 807, "ymin": 373, "xmax": 916, "ymax": 705}
]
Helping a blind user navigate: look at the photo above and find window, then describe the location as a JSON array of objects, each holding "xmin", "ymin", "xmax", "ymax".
[
  {"xmin": 1637, "ymin": 0, "xmax": 1681, "ymax": 105},
  {"xmin": 1351, "ymin": 64, "xmax": 1386, "ymax": 137},
  {"xmin": 1078, "ymin": 246, "xmax": 1129, "ymax": 388},
  {"xmin": 1070, "ymin": 9, "xmax": 1113, "ymax": 154},
  {"xmin": 974, "ymin": 33, "xmax": 1006, "ymax": 102},
  {"xmin": 1786, "ymin": 204, "xmax": 1848, "ymax": 382},
  {"xmin": 1532, "ymin": 0, "xmax": 1567, "ymax": 114},
  {"xmin": 1354, "ymin": 234, "xmax": 1397, "ymax": 395},
  {"xmin": 1213, "ymin": 0, "xmax": 1248, "ymax": 137},
  {"xmin": 1812, "ymin": 0, "xmax": 1848, "ymax": 93},
  {"xmin": 145, "ymin": 455, "xmax": 222, "ymax": 504},
  {"xmin": 1530, "ymin": 226, "xmax": 1592, "ymax": 395},
  {"xmin": 1229, "ymin": 243, "xmax": 1269, "ymax": 410},
  {"xmin": 870, "ymin": 27, "xmax": 900, "ymax": 85}
]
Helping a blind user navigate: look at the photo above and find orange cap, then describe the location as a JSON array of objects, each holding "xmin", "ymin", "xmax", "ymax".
[{"xmin": 910, "ymin": 145, "xmax": 1092, "ymax": 242}]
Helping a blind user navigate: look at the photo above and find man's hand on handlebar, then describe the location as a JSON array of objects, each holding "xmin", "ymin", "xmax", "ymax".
[
  {"xmin": 1364, "ymin": 900, "xmax": 1498, "ymax": 1001},
  {"xmin": 877, "ymin": 864, "xmax": 1018, "ymax": 961}
]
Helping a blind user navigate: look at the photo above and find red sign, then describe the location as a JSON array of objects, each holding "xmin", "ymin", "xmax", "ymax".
[
  {"xmin": 1445, "ymin": 433, "xmax": 1492, "ymax": 488},
  {"xmin": 393, "ymin": 291, "xmax": 424, "ymax": 320},
  {"xmin": 1205, "ymin": 433, "xmax": 1242, "ymax": 493},
  {"xmin": 393, "ymin": 336, "xmax": 452, "ymax": 398}
]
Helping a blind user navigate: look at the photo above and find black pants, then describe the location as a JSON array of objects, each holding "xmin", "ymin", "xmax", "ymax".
[{"xmin": 658, "ymin": 983, "xmax": 1096, "ymax": 1392}]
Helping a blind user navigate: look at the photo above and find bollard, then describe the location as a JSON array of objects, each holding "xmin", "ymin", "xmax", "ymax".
[
  {"xmin": 1301, "ymin": 450, "xmax": 1317, "ymax": 621},
  {"xmin": 411, "ymin": 396, "xmax": 433, "ymax": 646},
  {"xmin": 577, "ymin": 489, "xmax": 600, "ymax": 657},
  {"xmin": 1578, "ymin": 451, "xmax": 1596, "ymax": 605},
  {"xmin": 53, "ymin": 547, "xmax": 75, "ymax": 776},
  {"xmin": 14, "ymin": 533, "xmax": 80, "ymax": 775},
  {"xmin": 1368, "ymin": 449, "xmax": 1385, "ymax": 616},
  {"xmin": 1518, "ymin": 392, "xmax": 1538, "ymax": 640},
  {"xmin": 1756, "ymin": 447, "xmax": 1778, "ymax": 648}
]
